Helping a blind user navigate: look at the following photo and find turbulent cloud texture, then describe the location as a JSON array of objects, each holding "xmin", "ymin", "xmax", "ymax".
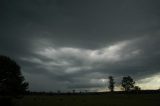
[{"xmin": 0, "ymin": 0, "xmax": 160, "ymax": 91}]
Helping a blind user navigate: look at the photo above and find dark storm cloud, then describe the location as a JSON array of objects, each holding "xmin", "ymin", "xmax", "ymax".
[
  {"xmin": 0, "ymin": 0, "xmax": 160, "ymax": 91},
  {"xmin": 1, "ymin": 0, "xmax": 160, "ymax": 48}
]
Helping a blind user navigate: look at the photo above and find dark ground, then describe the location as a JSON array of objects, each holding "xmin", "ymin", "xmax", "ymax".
[{"xmin": 13, "ymin": 91, "xmax": 160, "ymax": 106}]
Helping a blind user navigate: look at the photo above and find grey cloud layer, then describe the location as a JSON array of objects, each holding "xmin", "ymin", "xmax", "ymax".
[
  {"xmin": 21, "ymin": 35, "xmax": 160, "ymax": 91},
  {"xmin": 0, "ymin": 0, "xmax": 160, "ymax": 91}
]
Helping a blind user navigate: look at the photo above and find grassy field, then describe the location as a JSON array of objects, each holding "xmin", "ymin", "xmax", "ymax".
[{"xmin": 14, "ymin": 94, "xmax": 160, "ymax": 106}]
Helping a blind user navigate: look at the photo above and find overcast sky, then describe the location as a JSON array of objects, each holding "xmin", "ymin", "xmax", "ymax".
[{"xmin": 1, "ymin": 0, "xmax": 160, "ymax": 92}]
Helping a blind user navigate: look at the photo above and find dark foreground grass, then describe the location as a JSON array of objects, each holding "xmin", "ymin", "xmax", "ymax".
[{"xmin": 14, "ymin": 94, "xmax": 160, "ymax": 106}]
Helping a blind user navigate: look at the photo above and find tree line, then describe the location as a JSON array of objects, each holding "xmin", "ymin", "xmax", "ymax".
[{"xmin": 108, "ymin": 76, "xmax": 141, "ymax": 92}]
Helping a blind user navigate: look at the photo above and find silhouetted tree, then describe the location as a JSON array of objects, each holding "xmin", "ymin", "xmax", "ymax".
[
  {"xmin": 0, "ymin": 55, "xmax": 28, "ymax": 105},
  {"xmin": 108, "ymin": 76, "xmax": 115, "ymax": 92},
  {"xmin": 134, "ymin": 86, "xmax": 141, "ymax": 91},
  {"xmin": 121, "ymin": 76, "xmax": 135, "ymax": 91},
  {"xmin": 72, "ymin": 90, "xmax": 75, "ymax": 93}
]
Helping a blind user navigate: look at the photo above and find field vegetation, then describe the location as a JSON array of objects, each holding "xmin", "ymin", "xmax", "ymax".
[{"xmin": 14, "ymin": 93, "xmax": 160, "ymax": 106}]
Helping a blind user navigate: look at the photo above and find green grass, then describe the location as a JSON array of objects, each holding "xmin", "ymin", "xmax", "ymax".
[{"xmin": 14, "ymin": 94, "xmax": 160, "ymax": 106}]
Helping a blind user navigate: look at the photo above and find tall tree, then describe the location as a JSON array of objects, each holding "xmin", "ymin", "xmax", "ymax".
[
  {"xmin": 121, "ymin": 76, "xmax": 135, "ymax": 91},
  {"xmin": 108, "ymin": 76, "xmax": 115, "ymax": 92},
  {"xmin": 0, "ymin": 55, "xmax": 28, "ymax": 105}
]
